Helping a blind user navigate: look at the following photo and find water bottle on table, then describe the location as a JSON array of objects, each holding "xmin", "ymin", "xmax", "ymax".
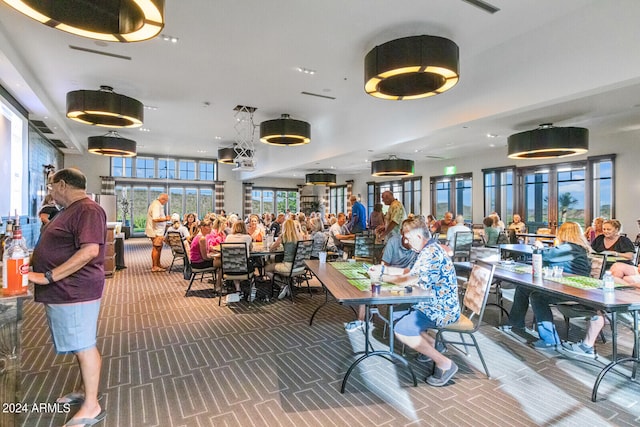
[{"xmin": 603, "ymin": 270, "xmax": 615, "ymax": 292}]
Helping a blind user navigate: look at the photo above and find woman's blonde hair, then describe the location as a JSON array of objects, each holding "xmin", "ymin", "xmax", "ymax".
[
  {"xmin": 281, "ymin": 219, "xmax": 298, "ymax": 243},
  {"xmin": 212, "ymin": 216, "xmax": 227, "ymax": 233},
  {"xmin": 232, "ymin": 221, "xmax": 247, "ymax": 234},
  {"xmin": 557, "ymin": 221, "xmax": 592, "ymax": 252}
]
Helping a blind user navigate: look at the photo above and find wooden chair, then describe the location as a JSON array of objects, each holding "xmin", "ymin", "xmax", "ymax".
[
  {"xmin": 271, "ymin": 240, "xmax": 313, "ymax": 302},
  {"xmin": 435, "ymin": 260, "xmax": 496, "ymax": 378},
  {"xmin": 165, "ymin": 231, "xmax": 188, "ymax": 273},
  {"xmin": 219, "ymin": 242, "xmax": 255, "ymax": 305}
]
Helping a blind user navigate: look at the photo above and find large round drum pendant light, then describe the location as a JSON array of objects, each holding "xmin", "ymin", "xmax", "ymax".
[
  {"xmin": 260, "ymin": 114, "xmax": 311, "ymax": 146},
  {"xmin": 88, "ymin": 131, "xmax": 136, "ymax": 157},
  {"xmin": 365, "ymin": 35, "xmax": 459, "ymax": 100},
  {"xmin": 371, "ymin": 156, "xmax": 414, "ymax": 177},
  {"xmin": 67, "ymin": 86, "xmax": 144, "ymax": 128},
  {"xmin": 305, "ymin": 171, "xmax": 336, "ymax": 185},
  {"xmin": 507, "ymin": 124, "xmax": 589, "ymax": 159},
  {"xmin": 3, "ymin": 0, "xmax": 165, "ymax": 42}
]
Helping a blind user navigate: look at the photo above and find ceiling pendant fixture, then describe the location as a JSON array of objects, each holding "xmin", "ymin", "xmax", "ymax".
[
  {"xmin": 67, "ymin": 86, "xmax": 144, "ymax": 128},
  {"xmin": 88, "ymin": 131, "xmax": 136, "ymax": 157},
  {"xmin": 365, "ymin": 35, "xmax": 459, "ymax": 100},
  {"xmin": 3, "ymin": 0, "xmax": 165, "ymax": 42},
  {"xmin": 305, "ymin": 171, "xmax": 337, "ymax": 186},
  {"xmin": 371, "ymin": 155, "xmax": 415, "ymax": 177},
  {"xmin": 217, "ymin": 145, "xmax": 254, "ymax": 165},
  {"xmin": 260, "ymin": 114, "xmax": 311, "ymax": 146},
  {"xmin": 507, "ymin": 123, "xmax": 589, "ymax": 159}
]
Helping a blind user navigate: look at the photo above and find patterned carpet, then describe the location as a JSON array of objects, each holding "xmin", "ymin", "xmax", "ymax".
[{"xmin": 19, "ymin": 238, "xmax": 640, "ymax": 426}]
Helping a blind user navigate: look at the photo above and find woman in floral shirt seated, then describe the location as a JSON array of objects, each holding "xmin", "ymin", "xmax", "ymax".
[{"xmin": 369, "ymin": 216, "xmax": 460, "ymax": 387}]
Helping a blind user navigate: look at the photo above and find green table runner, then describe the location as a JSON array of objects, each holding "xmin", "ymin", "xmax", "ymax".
[{"xmin": 330, "ymin": 262, "xmax": 396, "ymax": 291}]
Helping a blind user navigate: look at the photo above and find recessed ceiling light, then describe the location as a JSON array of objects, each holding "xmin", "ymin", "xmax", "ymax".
[
  {"xmin": 144, "ymin": 105, "xmax": 158, "ymax": 110},
  {"xmin": 139, "ymin": 128, "xmax": 151, "ymax": 132},
  {"xmin": 214, "ymin": 136, "xmax": 222, "ymax": 140},
  {"xmin": 414, "ymin": 149, "xmax": 423, "ymax": 153},
  {"xmin": 330, "ymin": 166, "xmax": 335, "ymax": 169},
  {"xmin": 197, "ymin": 150, "xmax": 207, "ymax": 153},
  {"xmin": 486, "ymin": 133, "xmax": 498, "ymax": 138},
  {"xmin": 296, "ymin": 67, "xmax": 316, "ymax": 75},
  {"xmin": 161, "ymin": 34, "xmax": 179, "ymax": 43},
  {"xmin": 489, "ymin": 143, "xmax": 496, "ymax": 147}
]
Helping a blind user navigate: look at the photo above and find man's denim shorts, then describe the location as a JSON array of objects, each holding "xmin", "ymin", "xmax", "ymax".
[{"xmin": 45, "ymin": 299, "xmax": 101, "ymax": 354}]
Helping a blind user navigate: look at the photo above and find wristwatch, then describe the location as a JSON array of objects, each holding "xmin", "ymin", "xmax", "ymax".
[{"xmin": 44, "ymin": 270, "xmax": 55, "ymax": 284}]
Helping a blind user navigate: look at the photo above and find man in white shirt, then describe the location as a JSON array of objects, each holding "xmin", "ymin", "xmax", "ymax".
[
  {"xmin": 446, "ymin": 215, "xmax": 470, "ymax": 244},
  {"xmin": 145, "ymin": 193, "xmax": 170, "ymax": 272},
  {"xmin": 328, "ymin": 213, "xmax": 354, "ymax": 253}
]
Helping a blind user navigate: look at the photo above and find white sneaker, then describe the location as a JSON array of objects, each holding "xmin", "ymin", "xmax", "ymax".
[{"xmin": 278, "ymin": 285, "xmax": 290, "ymax": 300}]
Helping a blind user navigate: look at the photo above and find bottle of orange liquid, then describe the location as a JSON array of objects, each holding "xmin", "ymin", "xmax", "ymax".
[{"xmin": 2, "ymin": 224, "xmax": 29, "ymax": 296}]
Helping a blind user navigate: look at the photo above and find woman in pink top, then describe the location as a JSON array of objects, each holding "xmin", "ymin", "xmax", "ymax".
[
  {"xmin": 190, "ymin": 219, "xmax": 222, "ymax": 290},
  {"xmin": 208, "ymin": 216, "xmax": 227, "ymax": 248}
]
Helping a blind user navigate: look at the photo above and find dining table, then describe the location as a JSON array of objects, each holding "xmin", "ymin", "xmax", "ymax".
[
  {"xmin": 455, "ymin": 260, "xmax": 640, "ymax": 402},
  {"xmin": 305, "ymin": 259, "xmax": 437, "ymax": 393}
]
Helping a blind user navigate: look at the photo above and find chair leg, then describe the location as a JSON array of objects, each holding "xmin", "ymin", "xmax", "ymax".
[
  {"xmin": 468, "ymin": 333, "xmax": 491, "ymax": 379},
  {"xmin": 185, "ymin": 273, "xmax": 196, "ymax": 296},
  {"xmin": 169, "ymin": 257, "xmax": 175, "ymax": 273}
]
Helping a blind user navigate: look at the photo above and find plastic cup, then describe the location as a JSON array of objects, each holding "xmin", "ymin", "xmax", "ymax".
[
  {"xmin": 542, "ymin": 266, "xmax": 552, "ymax": 278},
  {"xmin": 318, "ymin": 251, "xmax": 327, "ymax": 263},
  {"xmin": 553, "ymin": 266, "xmax": 564, "ymax": 278}
]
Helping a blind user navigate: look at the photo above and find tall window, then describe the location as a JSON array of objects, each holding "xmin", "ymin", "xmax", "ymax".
[
  {"xmin": 368, "ymin": 178, "xmax": 422, "ymax": 216},
  {"xmin": 483, "ymin": 167, "xmax": 514, "ymax": 221},
  {"xmin": 430, "ymin": 173, "xmax": 472, "ymax": 219},
  {"xmin": 591, "ymin": 157, "xmax": 613, "ymax": 220},
  {"xmin": 330, "ymin": 185, "xmax": 347, "ymax": 214},
  {"xmin": 252, "ymin": 188, "xmax": 297, "ymax": 214},
  {"xmin": 483, "ymin": 155, "xmax": 615, "ymax": 232}
]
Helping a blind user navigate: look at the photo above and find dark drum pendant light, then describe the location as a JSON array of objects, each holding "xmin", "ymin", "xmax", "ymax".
[
  {"xmin": 371, "ymin": 155, "xmax": 415, "ymax": 177},
  {"xmin": 67, "ymin": 86, "xmax": 144, "ymax": 128},
  {"xmin": 88, "ymin": 131, "xmax": 136, "ymax": 157},
  {"xmin": 365, "ymin": 35, "xmax": 459, "ymax": 100},
  {"xmin": 260, "ymin": 114, "xmax": 311, "ymax": 146},
  {"xmin": 507, "ymin": 124, "xmax": 589, "ymax": 159},
  {"xmin": 306, "ymin": 171, "xmax": 336, "ymax": 185},
  {"xmin": 218, "ymin": 146, "xmax": 254, "ymax": 165},
  {"xmin": 3, "ymin": 0, "xmax": 165, "ymax": 42}
]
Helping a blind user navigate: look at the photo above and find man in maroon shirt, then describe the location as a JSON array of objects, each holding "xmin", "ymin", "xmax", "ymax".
[{"xmin": 29, "ymin": 168, "xmax": 106, "ymax": 426}]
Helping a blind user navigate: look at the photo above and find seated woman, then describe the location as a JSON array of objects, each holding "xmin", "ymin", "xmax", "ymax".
[
  {"xmin": 590, "ymin": 219, "xmax": 635, "ymax": 263},
  {"xmin": 483, "ymin": 216, "xmax": 500, "ymax": 246},
  {"xmin": 584, "ymin": 217, "xmax": 604, "ymax": 244},
  {"xmin": 223, "ymin": 220, "xmax": 254, "ymax": 296},
  {"xmin": 209, "ymin": 216, "xmax": 227, "ymax": 247},
  {"xmin": 183, "ymin": 212, "xmax": 199, "ymax": 243},
  {"xmin": 265, "ymin": 219, "xmax": 299, "ymax": 299},
  {"xmin": 309, "ymin": 217, "xmax": 327, "ymax": 259},
  {"xmin": 368, "ymin": 216, "xmax": 460, "ymax": 387},
  {"xmin": 189, "ymin": 219, "xmax": 222, "ymax": 289},
  {"xmin": 247, "ymin": 214, "xmax": 265, "ymax": 242},
  {"xmin": 611, "ymin": 262, "xmax": 640, "ymax": 284},
  {"xmin": 506, "ymin": 222, "xmax": 592, "ymax": 348}
]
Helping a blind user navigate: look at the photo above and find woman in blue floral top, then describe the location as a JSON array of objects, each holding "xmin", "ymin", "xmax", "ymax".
[{"xmin": 379, "ymin": 216, "xmax": 460, "ymax": 387}]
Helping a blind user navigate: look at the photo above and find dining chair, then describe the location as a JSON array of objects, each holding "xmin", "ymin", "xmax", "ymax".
[
  {"xmin": 184, "ymin": 253, "xmax": 218, "ymax": 298},
  {"xmin": 354, "ymin": 234, "xmax": 375, "ymax": 263},
  {"xmin": 435, "ymin": 260, "xmax": 496, "ymax": 379},
  {"xmin": 165, "ymin": 231, "xmax": 188, "ymax": 273},
  {"xmin": 451, "ymin": 231, "xmax": 473, "ymax": 262},
  {"xmin": 271, "ymin": 240, "xmax": 313, "ymax": 302},
  {"xmin": 220, "ymin": 242, "xmax": 255, "ymax": 305}
]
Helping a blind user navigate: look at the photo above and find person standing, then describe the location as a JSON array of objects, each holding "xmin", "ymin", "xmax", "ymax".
[
  {"xmin": 29, "ymin": 168, "xmax": 107, "ymax": 425},
  {"xmin": 347, "ymin": 195, "xmax": 367, "ymax": 234},
  {"xmin": 38, "ymin": 193, "xmax": 59, "ymax": 231},
  {"xmin": 145, "ymin": 193, "xmax": 170, "ymax": 272},
  {"xmin": 375, "ymin": 191, "xmax": 407, "ymax": 241}
]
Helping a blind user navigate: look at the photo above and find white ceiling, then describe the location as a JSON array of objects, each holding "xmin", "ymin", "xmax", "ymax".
[{"xmin": 1, "ymin": 0, "xmax": 640, "ymax": 180}]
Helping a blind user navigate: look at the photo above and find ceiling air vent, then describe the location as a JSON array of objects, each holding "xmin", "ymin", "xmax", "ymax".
[
  {"xmin": 49, "ymin": 139, "xmax": 67, "ymax": 148},
  {"xmin": 31, "ymin": 120, "xmax": 53, "ymax": 134}
]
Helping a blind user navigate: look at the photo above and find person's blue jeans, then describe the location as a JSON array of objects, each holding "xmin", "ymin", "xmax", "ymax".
[
  {"xmin": 529, "ymin": 291, "xmax": 562, "ymax": 345},
  {"xmin": 508, "ymin": 286, "xmax": 532, "ymax": 328}
]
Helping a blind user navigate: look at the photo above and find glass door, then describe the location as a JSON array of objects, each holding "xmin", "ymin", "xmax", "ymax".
[{"xmin": 523, "ymin": 170, "xmax": 550, "ymax": 233}]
